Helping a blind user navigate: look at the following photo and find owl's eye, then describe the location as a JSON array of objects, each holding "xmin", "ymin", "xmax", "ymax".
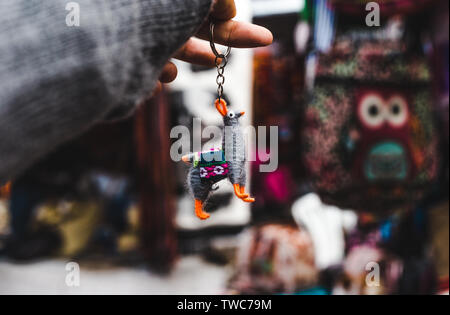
[
  {"xmin": 227, "ymin": 111, "xmax": 235, "ymax": 118},
  {"xmin": 387, "ymin": 95, "xmax": 409, "ymax": 128},
  {"xmin": 358, "ymin": 94, "xmax": 385, "ymax": 129}
]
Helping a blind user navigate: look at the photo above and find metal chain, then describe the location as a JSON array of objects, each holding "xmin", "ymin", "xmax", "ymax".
[
  {"xmin": 215, "ymin": 55, "xmax": 228, "ymax": 101},
  {"xmin": 210, "ymin": 21, "xmax": 231, "ymax": 103}
]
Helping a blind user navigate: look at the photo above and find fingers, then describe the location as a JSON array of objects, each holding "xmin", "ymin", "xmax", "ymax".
[
  {"xmin": 173, "ymin": 38, "xmax": 217, "ymax": 67},
  {"xmin": 197, "ymin": 20, "xmax": 273, "ymax": 48},
  {"xmin": 211, "ymin": 0, "xmax": 236, "ymax": 20},
  {"xmin": 151, "ymin": 81, "xmax": 163, "ymax": 97},
  {"xmin": 152, "ymin": 61, "xmax": 177, "ymax": 97},
  {"xmin": 159, "ymin": 61, "xmax": 178, "ymax": 83}
]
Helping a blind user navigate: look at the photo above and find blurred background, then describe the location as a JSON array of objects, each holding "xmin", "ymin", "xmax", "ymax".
[{"xmin": 0, "ymin": 0, "xmax": 448, "ymax": 295}]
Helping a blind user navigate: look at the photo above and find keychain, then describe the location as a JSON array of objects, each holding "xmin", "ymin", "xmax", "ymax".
[{"xmin": 182, "ymin": 21, "xmax": 255, "ymax": 220}]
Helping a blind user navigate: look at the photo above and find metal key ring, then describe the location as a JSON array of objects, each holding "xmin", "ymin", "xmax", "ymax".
[{"xmin": 209, "ymin": 21, "xmax": 232, "ymax": 59}]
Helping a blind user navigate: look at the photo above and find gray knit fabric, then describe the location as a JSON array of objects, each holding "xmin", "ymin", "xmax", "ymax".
[
  {"xmin": 0, "ymin": 0, "xmax": 212, "ymax": 184},
  {"xmin": 222, "ymin": 114, "xmax": 246, "ymax": 185}
]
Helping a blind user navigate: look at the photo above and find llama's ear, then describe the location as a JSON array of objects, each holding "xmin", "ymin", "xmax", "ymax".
[
  {"xmin": 182, "ymin": 154, "xmax": 193, "ymax": 165},
  {"xmin": 215, "ymin": 99, "xmax": 228, "ymax": 117}
]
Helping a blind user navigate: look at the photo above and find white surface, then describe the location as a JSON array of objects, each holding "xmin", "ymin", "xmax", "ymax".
[
  {"xmin": 252, "ymin": 0, "xmax": 305, "ymax": 17},
  {"xmin": 176, "ymin": 191, "xmax": 251, "ymax": 231},
  {"xmin": 0, "ymin": 256, "xmax": 229, "ymax": 295}
]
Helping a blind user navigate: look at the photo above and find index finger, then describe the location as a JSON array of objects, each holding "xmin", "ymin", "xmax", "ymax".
[
  {"xmin": 211, "ymin": 0, "xmax": 236, "ymax": 20},
  {"xmin": 197, "ymin": 20, "xmax": 273, "ymax": 48}
]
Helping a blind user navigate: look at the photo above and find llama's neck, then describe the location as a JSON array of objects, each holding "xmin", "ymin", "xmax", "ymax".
[{"xmin": 222, "ymin": 125, "xmax": 245, "ymax": 162}]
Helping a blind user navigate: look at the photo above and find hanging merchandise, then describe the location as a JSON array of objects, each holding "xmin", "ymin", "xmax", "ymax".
[
  {"xmin": 333, "ymin": 244, "xmax": 404, "ymax": 295},
  {"xmin": 330, "ymin": 0, "xmax": 436, "ymax": 17},
  {"xmin": 429, "ymin": 0, "xmax": 449, "ymax": 187},
  {"xmin": 301, "ymin": 9, "xmax": 441, "ymax": 213},
  {"xmin": 292, "ymin": 193, "xmax": 358, "ymax": 270},
  {"xmin": 228, "ymin": 224, "xmax": 318, "ymax": 294},
  {"xmin": 294, "ymin": 0, "xmax": 314, "ymax": 54},
  {"xmin": 334, "ymin": 208, "xmax": 438, "ymax": 295},
  {"xmin": 313, "ymin": 0, "xmax": 336, "ymax": 53},
  {"xmin": 183, "ymin": 22, "xmax": 255, "ymax": 221},
  {"xmin": 250, "ymin": 43, "xmax": 305, "ymax": 222}
]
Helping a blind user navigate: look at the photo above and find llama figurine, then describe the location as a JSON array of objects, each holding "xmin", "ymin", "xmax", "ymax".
[{"xmin": 183, "ymin": 99, "xmax": 255, "ymax": 220}]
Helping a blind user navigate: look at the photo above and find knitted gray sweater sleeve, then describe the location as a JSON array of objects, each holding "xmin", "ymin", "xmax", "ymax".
[{"xmin": 0, "ymin": 0, "xmax": 213, "ymax": 184}]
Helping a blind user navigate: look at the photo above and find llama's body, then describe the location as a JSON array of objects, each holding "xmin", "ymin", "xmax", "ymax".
[
  {"xmin": 223, "ymin": 118, "xmax": 246, "ymax": 186},
  {"xmin": 184, "ymin": 99, "xmax": 254, "ymax": 220}
]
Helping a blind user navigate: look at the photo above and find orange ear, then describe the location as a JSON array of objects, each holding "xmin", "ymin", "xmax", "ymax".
[{"xmin": 215, "ymin": 99, "xmax": 228, "ymax": 117}]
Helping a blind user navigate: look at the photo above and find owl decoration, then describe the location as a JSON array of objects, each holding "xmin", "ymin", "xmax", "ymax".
[{"xmin": 302, "ymin": 40, "xmax": 440, "ymax": 214}]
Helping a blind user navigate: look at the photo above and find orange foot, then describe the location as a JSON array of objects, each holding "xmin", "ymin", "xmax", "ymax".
[
  {"xmin": 195, "ymin": 199, "xmax": 210, "ymax": 220},
  {"xmin": 233, "ymin": 184, "xmax": 249, "ymax": 199},
  {"xmin": 233, "ymin": 184, "xmax": 255, "ymax": 203},
  {"xmin": 240, "ymin": 186, "xmax": 255, "ymax": 203}
]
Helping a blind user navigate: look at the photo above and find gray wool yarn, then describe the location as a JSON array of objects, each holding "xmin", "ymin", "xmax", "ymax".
[
  {"xmin": 0, "ymin": 0, "xmax": 213, "ymax": 184},
  {"xmin": 223, "ymin": 112, "xmax": 247, "ymax": 186},
  {"xmin": 188, "ymin": 166, "xmax": 214, "ymax": 202}
]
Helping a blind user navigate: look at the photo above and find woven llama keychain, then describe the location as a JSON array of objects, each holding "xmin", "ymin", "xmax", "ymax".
[{"xmin": 182, "ymin": 21, "xmax": 255, "ymax": 220}]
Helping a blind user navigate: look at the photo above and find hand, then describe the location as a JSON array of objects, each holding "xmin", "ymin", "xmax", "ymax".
[{"xmin": 153, "ymin": 0, "xmax": 273, "ymax": 95}]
